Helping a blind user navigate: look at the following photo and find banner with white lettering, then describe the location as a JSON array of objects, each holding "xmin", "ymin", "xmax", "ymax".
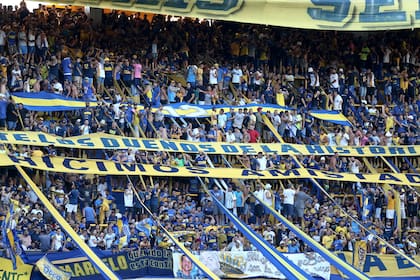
[{"xmin": 173, "ymin": 251, "xmax": 330, "ymax": 280}]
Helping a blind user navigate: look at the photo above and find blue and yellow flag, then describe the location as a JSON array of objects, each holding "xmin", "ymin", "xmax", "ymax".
[
  {"xmin": 353, "ymin": 240, "xmax": 368, "ymax": 271},
  {"xmin": 36, "ymin": 256, "xmax": 72, "ymax": 280},
  {"xmin": 309, "ymin": 110, "xmax": 352, "ymax": 126}
]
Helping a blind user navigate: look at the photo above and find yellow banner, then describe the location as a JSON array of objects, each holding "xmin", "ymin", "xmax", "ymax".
[
  {"xmin": 1, "ymin": 131, "xmax": 419, "ymax": 157},
  {"xmin": 0, "ymin": 257, "xmax": 33, "ymax": 280},
  {"xmin": 334, "ymin": 252, "xmax": 420, "ymax": 277},
  {"xmin": 36, "ymin": 256, "xmax": 72, "ymax": 280},
  {"xmin": 3, "ymin": 154, "xmax": 420, "ymax": 186},
  {"xmin": 38, "ymin": 0, "xmax": 420, "ymax": 31}
]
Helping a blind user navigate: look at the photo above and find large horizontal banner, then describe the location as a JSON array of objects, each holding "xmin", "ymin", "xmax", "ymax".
[
  {"xmin": 1, "ymin": 131, "xmax": 419, "ymax": 157},
  {"xmin": 38, "ymin": 0, "xmax": 420, "ymax": 31},
  {"xmin": 334, "ymin": 252, "xmax": 420, "ymax": 278},
  {"xmin": 2, "ymin": 154, "xmax": 420, "ymax": 186},
  {"xmin": 26, "ymin": 249, "xmax": 173, "ymax": 280},
  {"xmin": 0, "ymin": 257, "xmax": 33, "ymax": 280},
  {"xmin": 173, "ymin": 251, "xmax": 330, "ymax": 279},
  {"xmin": 11, "ymin": 92, "xmax": 289, "ymax": 116}
]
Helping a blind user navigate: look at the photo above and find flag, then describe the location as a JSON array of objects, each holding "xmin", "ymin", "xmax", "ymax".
[
  {"xmin": 2, "ymin": 202, "xmax": 16, "ymax": 269},
  {"xmin": 36, "ymin": 256, "xmax": 72, "ymax": 280},
  {"xmin": 353, "ymin": 240, "xmax": 367, "ymax": 271},
  {"xmin": 362, "ymin": 191, "xmax": 370, "ymax": 221}
]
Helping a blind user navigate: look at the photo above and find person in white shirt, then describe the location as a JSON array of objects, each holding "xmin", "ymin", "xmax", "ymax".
[
  {"xmin": 339, "ymin": 129, "xmax": 350, "ymax": 146},
  {"xmin": 263, "ymin": 226, "xmax": 276, "ymax": 244},
  {"xmin": 80, "ymin": 119, "xmax": 91, "ymax": 135},
  {"xmin": 231, "ymin": 64, "xmax": 243, "ymax": 87},
  {"xmin": 308, "ymin": 67, "xmax": 320, "ymax": 89},
  {"xmin": 209, "ymin": 65, "xmax": 218, "ymax": 85},
  {"xmin": 225, "ymin": 129, "xmax": 235, "ymax": 143},
  {"xmin": 263, "ymin": 184, "xmax": 273, "ymax": 207},
  {"xmin": 272, "ymin": 110, "xmax": 281, "ymax": 132},
  {"xmin": 333, "ymin": 91, "xmax": 343, "ymax": 111},
  {"xmin": 233, "ymin": 108, "xmax": 245, "ymax": 129},
  {"xmin": 88, "ymin": 230, "xmax": 99, "ymax": 247},
  {"xmin": 283, "ymin": 184, "xmax": 299, "ymax": 219},
  {"xmin": 124, "ymin": 183, "xmax": 134, "ymax": 221},
  {"xmin": 225, "ymin": 185, "xmax": 237, "ymax": 217},
  {"xmin": 51, "ymin": 228, "xmax": 65, "ymax": 251},
  {"xmin": 217, "ymin": 109, "xmax": 227, "ymax": 129},
  {"xmin": 256, "ymin": 152, "xmax": 267, "ymax": 171},
  {"xmin": 329, "ymin": 68, "xmax": 339, "ymax": 90}
]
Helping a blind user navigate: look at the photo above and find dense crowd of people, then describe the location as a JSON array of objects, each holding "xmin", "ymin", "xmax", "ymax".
[{"xmin": 0, "ymin": 1, "xmax": 418, "ymax": 268}]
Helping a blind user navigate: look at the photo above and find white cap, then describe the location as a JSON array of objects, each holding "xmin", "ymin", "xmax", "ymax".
[
  {"xmin": 320, "ymin": 156, "xmax": 326, "ymax": 161},
  {"xmin": 308, "ymin": 67, "xmax": 313, "ymax": 72},
  {"xmin": 361, "ymin": 100, "xmax": 367, "ymax": 105},
  {"xmin": 265, "ymin": 183, "xmax": 272, "ymax": 190},
  {"xmin": 408, "ymin": 115, "xmax": 414, "ymax": 120}
]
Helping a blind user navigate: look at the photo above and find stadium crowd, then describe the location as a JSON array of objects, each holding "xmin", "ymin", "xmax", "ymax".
[{"xmin": 0, "ymin": 1, "xmax": 419, "ymax": 263}]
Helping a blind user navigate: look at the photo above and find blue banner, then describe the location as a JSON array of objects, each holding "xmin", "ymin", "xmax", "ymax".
[{"xmin": 26, "ymin": 249, "xmax": 173, "ymax": 279}]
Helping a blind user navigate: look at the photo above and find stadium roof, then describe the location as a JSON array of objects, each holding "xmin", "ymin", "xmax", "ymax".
[{"xmin": 36, "ymin": 0, "xmax": 420, "ymax": 31}]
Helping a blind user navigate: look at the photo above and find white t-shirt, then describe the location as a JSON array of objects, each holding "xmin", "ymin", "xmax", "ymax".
[
  {"xmin": 232, "ymin": 68, "xmax": 243, "ymax": 84},
  {"xmin": 333, "ymin": 94, "xmax": 343, "ymax": 111},
  {"xmin": 283, "ymin": 188, "xmax": 296, "ymax": 205},
  {"xmin": 218, "ymin": 113, "xmax": 227, "ymax": 129},
  {"xmin": 339, "ymin": 133, "xmax": 350, "ymax": 146},
  {"xmin": 225, "ymin": 190, "xmax": 236, "ymax": 209},
  {"xmin": 233, "ymin": 112, "xmax": 244, "ymax": 129},
  {"xmin": 88, "ymin": 235, "xmax": 98, "ymax": 247},
  {"xmin": 209, "ymin": 68, "xmax": 218, "ymax": 85},
  {"xmin": 124, "ymin": 189, "xmax": 134, "ymax": 207},
  {"xmin": 330, "ymin": 73, "xmax": 339, "ymax": 89},
  {"xmin": 256, "ymin": 156, "xmax": 267, "ymax": 171},
  {"xmin": 226, "ymin": 132, "xmax": 235, "ymax": 143}
]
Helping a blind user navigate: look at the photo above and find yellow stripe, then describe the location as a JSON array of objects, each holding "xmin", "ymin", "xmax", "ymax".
[
  {"xmin": 310, "ymin": 112, "xmax": 349, "ymax": 122},
  {"xmin": 16, "ymin": 166, "xmax": 121, "ymax": 280},
  {"xmin": 12, "ymin": 96, "xmax": 87, "ymax": 108}
]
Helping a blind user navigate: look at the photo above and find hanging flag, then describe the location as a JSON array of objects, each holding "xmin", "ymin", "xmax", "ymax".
[
  {"xmin": 36, "ymin": 256, "xmax": 72, "ymax": 280},
  {"xmin": 353, "ymin": 240, "xmax": 368, "ymax": 271},
  {"xmin": 2, "ymin": 202, "xmax": 17, "ymax": 269}
]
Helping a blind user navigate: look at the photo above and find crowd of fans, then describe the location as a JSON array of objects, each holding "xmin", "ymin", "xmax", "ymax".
[{"xmin": 0, "ymin": 1, "xmax": 418, "ymax": 268}]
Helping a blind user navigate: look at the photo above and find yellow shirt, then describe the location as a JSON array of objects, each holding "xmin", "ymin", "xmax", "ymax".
[
  {"xmin": 322, "ymin": 234, "xmax": 334, "ymax": 249},
  {"xmin": 385, "ymin": 116, "xmax": 394, "ymax": 132}
]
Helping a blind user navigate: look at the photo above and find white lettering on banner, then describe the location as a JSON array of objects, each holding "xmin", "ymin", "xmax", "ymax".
[{"xmin": 173, "ymin": 252, "xmax": 330, "ymax": 280}]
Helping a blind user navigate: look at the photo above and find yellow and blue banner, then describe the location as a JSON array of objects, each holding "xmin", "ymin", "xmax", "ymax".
[
  {"xmin": 38, "ymin": 0, "xmax": 420, "ymax": 31},
  {"xmin": 12, "ymin": 92, "xmax": 89, "ymax": 111},
  {"xmin": 353, "ymin": 241, "xmax": 368, "ymax": 272},
  {"xmin": 0, "ymin": 257, "xmax": 33, "ymax": 279},
  {"xmin": 36, "ymin": 256, "xmax": 72, "ymax": 280},
  {"xmin": 310, "ymin": 110, "xmax": 352, "ymax": 126},
  {"xmin": 334, "ymin": 252, "xmax": 420, "ymax": 278},
  {"xmin": 3, "ymin": 154, "xmax": 420, "ymax": 186},
  {"xmin": 1, "ymin": 131, "xmax": 419, "ymax": 157}
]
